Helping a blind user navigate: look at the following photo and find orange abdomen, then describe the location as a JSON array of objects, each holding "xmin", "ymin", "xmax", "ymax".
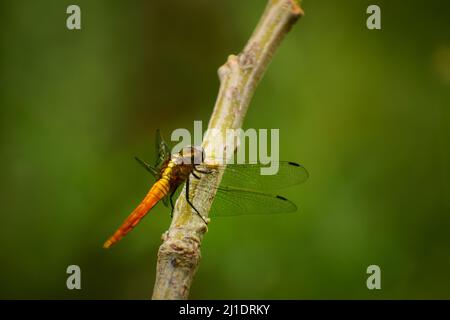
[{"xmin": 103, "ymin": 178, "xmax": 170, "ymax": 249}]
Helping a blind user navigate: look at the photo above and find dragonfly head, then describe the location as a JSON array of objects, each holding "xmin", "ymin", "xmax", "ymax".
[{"xmin": 178, "ymin": 145, "xmax": 205, "ymax": 165}]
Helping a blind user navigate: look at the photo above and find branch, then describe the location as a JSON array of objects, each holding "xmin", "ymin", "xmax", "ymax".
[{"xmin": 152, "ymin": 0, "xmax": 303, "ymax": 300}]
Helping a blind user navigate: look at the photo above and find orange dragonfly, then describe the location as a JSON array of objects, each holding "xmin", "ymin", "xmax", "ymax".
[{"xmin": 103, "ymin": 130, "xmax": 308, "ymax": 248}]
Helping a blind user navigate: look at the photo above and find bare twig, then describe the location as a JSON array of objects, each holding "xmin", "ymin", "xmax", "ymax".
[{"xmin": 152, "ymin": 0, "xmax": 303, "ymax": 300}]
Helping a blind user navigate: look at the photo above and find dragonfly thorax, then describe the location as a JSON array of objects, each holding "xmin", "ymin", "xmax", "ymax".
[
  {"xmin": 158, "ymin": 146, "xmax": 205, "ymax": 186},
  {"xmin": 172, "ymin": 145, "xmax": 205, "ymax": 166}
]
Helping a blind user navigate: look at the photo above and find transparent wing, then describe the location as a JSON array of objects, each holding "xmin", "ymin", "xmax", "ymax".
[
  {"xmin": 189, "ymin": 161, "xmax": 308, "ymax": 216},
  {"xmin": 161, "ymin": 196, "xmax": 170, "ymax": 207},
  {"xmin": 192, "ymin": 185, "xmax": 297, "ymax": 217},
  {"xmin": 135, "ymin": 156, "xmax": 159, "ymax": 179},
  {"xmin": 155, "ymin": 129, "xmax": 170, "ymax": 167},
  {"xmin": 200, "ymin": 161, "xmax": 308, "ymax": 192}
]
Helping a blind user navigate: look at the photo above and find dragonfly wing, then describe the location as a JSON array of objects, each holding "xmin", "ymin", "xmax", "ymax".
[
  {"xmin": 200, "ymin": 161, "xmax": 308, "ymax": 192},
  {"xmin": 135, "ymin": 156, "xmax": 159, "ymax": 179},
  {"xmin": 161, "ymin": 196, "xmax": 170, "ymax": 207},
  {"xmin": 208, "ymin": 186, "xmax": 297, "ymax": 216},
  {"xmin": 155, "ymin": 129, "xmax": 170, "ymax": 167}
]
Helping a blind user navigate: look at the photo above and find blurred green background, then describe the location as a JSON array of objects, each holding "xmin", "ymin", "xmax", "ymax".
[{"xmin": 1, "ymin": 0, "xmax": 449, "ymax": 299}]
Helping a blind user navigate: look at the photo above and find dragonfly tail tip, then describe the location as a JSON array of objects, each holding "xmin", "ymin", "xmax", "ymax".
[{"xmin": 103, "ymin": 239, "xmax": 113, "ymax": 249}]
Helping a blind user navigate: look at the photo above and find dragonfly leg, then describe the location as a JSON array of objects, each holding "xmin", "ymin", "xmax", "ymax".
[
  {"xmin": 169, "ymin": 188, "xmax": 177, "ymax": 218},
  {"xmin": 185, "ymin": 176, "xmax": 208, "ymax": 225},
  {"xmin": 192, "ymin": 171, "xmax": 201, "ymax": 180},
  {"xmin": 194, "ymin": 166, "xmax": 213, "ymax": 174}
]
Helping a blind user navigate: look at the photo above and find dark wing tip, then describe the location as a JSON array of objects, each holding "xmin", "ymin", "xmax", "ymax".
[
  {"xmin": 276, "ymin": 195, "xmax": 298, "ymax": 213},
  {"xmin": 288, "ymin": 161, "xmax": 310, "ymax": 180}
]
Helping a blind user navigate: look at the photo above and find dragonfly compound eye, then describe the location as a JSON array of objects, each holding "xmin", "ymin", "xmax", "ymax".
[{"xmin": 179, "ymin": 146, "xmax": 203, "ymax": 165}]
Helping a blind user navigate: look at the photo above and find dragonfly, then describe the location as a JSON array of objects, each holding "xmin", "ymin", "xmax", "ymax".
[{"xmin": 103, "ymin": 130, "xmax": 308, "ymax": 249}]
